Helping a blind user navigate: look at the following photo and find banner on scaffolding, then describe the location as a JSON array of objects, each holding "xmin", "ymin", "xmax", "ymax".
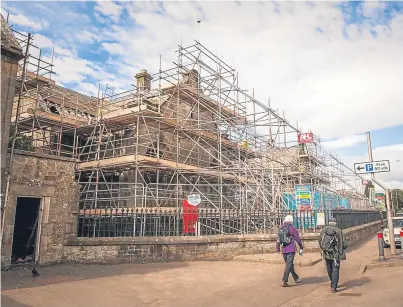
[
  {"xmin": 295, "ymin": 184, "xmax": 312, "ymax": 211},
  {"xmin": 182, "ymin": 198, "xmax": 199, "ymax": 234},
  {"xmin": 297, "ymin": 132, "xmax": 313, "ymax": 144}
]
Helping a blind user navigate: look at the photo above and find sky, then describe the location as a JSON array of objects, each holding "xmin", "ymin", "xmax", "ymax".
[{"xmin": 2, "ymin": 0, "xmax": 403, "ymax": 190}]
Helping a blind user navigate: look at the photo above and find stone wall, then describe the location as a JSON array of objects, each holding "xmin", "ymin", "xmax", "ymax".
[
  {"xmin": 62, "ymin": 220, "xmax": 382, "ymax": 265},
  {"xmin": 1, "ymin": 54, "xmax": 20, "ymax": 194},
  {"xmin": 1, "ymin": 151, "xmax": 79, "ymax": 268}
]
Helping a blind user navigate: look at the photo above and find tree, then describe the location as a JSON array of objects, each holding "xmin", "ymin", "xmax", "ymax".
[
  {"xmin": 391, "ymin": 189, "xmax": 403, "ymax": 211},
  {"xmin": 364, "ymin": 180, "xmax": 375, "ymax": 198},
  {"xmin": 8, "ymin": 126, "xmax": 35, "ymax": 152}
]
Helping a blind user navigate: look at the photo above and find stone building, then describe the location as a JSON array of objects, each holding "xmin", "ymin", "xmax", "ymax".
[
  {"xmin": 1, "ymin": 14, "xmax": 23, "ymax": 193},
  {"xmin": 1, "ymin": 17, "xmax": 371, "ymax": 268}
]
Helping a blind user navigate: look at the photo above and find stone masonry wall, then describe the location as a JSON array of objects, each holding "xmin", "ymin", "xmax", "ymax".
[
  {"xmin": 1, "ymin": 54, "xmax": 20, "ymax": 195},
  {"xmin": 62, "ymin": 220, "xmax": 382, "ymax": 265},
  {"xmin": 1, "ymin": 151, "xmax": 79, "ymax": 268}
]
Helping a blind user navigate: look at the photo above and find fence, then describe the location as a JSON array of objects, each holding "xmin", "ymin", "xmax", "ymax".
[
  {"xmin": 332, "ymin": 210, "xmax": 384, "ymax": 229},
  {"xmin": 77, "ymin": 208, "xmax": 382, "ymax": 238}
]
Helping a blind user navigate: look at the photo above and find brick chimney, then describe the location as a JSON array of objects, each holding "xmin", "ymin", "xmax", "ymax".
[
  {"xmin": 135, "ymin": 69, "xmax": 152, "ymax": 92},
  {"xmin": 182, "ymin": 69, "xmax": 199, "ymax": 89}
]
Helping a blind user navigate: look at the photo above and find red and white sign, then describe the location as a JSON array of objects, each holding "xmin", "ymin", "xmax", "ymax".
[
  {"xmin": 298, "ymin": 133, "xmax": 313, "ymax": 144},
  {"xmin": 182, "ymin": 200, "xmax": 198, "ymax": 234},
  {"xmin": 298, "ymin": 205, "xmax": 312, "ymax": 212}
]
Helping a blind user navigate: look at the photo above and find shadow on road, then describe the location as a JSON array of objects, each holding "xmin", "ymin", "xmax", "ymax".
[
  {"xmin": 2, "ymin": 262, "xmax": 190, "ymax": 291},
  {"xmin": 297, "ymin": 276, "xmax": 328, "ymax": 285},
  {"xmin": 339, "ymin": 277, "xmax": 371, "ymax": 291}
]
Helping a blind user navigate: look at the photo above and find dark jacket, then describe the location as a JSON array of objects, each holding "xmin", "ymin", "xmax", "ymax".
[
  {"xmin": 276, "ymin": 222, "xmax": 304, "ymax": 254},
  {"xmin": 319, "ymin": 225, "xmax": 348, "ymax": 261}
]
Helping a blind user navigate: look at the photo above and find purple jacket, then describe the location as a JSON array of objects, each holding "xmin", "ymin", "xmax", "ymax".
[{"xmin": 276, "ymin": 222, "xmax": 303, "ymax": 254}]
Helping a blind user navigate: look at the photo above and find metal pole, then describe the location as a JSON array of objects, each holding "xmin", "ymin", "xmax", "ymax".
[
  {"xmin": 385, "ymin": 188, "xmax": 396, "ymax": 255},
  {"xmin": 366, "ymin": 132, "xmax": 396, "ymax": 254},
  {"xmin": 366, "ymin": 132, "xmax": 374, "ymax": 180},
  {"xmin": 400, "ymin": 228, "xmax": 403, "ymax": 258},
  {"xmin": 377, "ymin": 232, "xmax": 385, "ymax": 261}
]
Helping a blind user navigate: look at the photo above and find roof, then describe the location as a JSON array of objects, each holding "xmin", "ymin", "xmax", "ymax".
[{"xmin": 1, "ymin": 14, "xmax": 23, "ymax": 58}]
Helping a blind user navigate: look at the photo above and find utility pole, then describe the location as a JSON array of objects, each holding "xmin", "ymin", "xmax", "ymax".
[
  {"xmin": 366, "ymin": 131, "xmax": 396, "ymax": 255},
  {"xmin": 366, "ymin": 132, "xmax": 374, "ymax": 180}
]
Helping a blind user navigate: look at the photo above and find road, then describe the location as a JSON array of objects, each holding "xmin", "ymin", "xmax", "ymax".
[{"xmin": 2, "ymin": 236, "xmax": 402, "ymax": 307}]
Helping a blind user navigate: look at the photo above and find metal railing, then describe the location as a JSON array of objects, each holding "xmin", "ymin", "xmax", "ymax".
[
  {"xmin": 77, "ymin": 208, "xmax": 382, "ymax": 238},
  {"xmin": 332, "ymin": 210, "xmax": 384, "ymax": 229}
]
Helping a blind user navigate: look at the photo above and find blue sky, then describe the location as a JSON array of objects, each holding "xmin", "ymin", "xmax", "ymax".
[{"xmin": 2, "ymin": 1, "xmax": 403, "ymax": 188}]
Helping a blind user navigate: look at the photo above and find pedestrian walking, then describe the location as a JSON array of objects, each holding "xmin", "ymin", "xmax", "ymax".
[
  {"xmin": 276, "ymin": 215, "xmax": 304, "ymax": 287},
  {"xmin": 319, "ymin": 217, "xmax": 348, "ymax": 293}
]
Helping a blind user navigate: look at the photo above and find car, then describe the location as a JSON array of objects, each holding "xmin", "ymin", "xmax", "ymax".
[{"xmin": 383, "ymin": 216, "xmax": 403, "ymax": 248}]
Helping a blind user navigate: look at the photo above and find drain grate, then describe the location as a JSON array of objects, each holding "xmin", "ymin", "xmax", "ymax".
[{"xmin": 339, "ymin": 293, "xmax": 362, "ymax": 297}]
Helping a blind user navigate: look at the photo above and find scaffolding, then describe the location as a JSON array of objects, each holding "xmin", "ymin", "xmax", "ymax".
[{"xmin": 8, "ymin": 35, "xmax": 373, "ymax": 235}]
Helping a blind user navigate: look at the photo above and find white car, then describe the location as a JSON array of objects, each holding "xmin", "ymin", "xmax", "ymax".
[{"xmin": 383, "ymin": 217, "xmax": 403, "ymax": 248}]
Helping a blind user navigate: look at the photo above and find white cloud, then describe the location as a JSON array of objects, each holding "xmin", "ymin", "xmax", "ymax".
[
  {"xmin": 76, "ymin": 30, "xmax": 100, "ymax": 44},
  {"xmin": 94, "ymin": 11, "xmax": 107, "ymax": 24},
  {"xmin": 52, "ymin": 56, "xmax": 95, "ymax": 84},
  {"xmin": 100, "ymin": 1, "xmax": 403, "ymax": 140},
  {"xmin": 32, "ymin": 34, "xmax": 75, "ymax": 57},
  {"xmin": 372, "ymin": 144, "xmax": 403, "ymax": 189},
  {"xmin": 94, "ymin": 1, "xmax": 123, "ymax": 23},
  {"xmin": 75, "ymin": 82, "xmax": 99, "ymax": 97},
  {"xmin": 342, "ymin": 144, "xmax": 403, "ymax": 190},
  {"xmin": 323, "ymin": 134, "xmax": 367, "ymax": 150},
  {"xmin": 7, "ymin": 1, "xmax": 402, "ymax": 152},
  {"xmin": 7, "ymin": 11, "xmax": 48, "ymax": 30}
]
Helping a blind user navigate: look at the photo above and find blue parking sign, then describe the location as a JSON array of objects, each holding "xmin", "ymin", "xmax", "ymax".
[{"xmin": 365, "ymin": 164, "xmax": 373, "ymax": 172}]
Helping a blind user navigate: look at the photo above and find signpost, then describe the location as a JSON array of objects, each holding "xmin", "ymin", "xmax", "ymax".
[
  {"xmin": 354, "ymin": 160, "xmax": 390, "ymax": 174},
  {"xmin": 363, "ymin": 132, "xmax": 395, "ymax": 255},
  {"xmin": 295, "ymin": 185, "xmax": 315, "ymax": 231},
  {"xmin": 317, "ymin": 212, "xmax": 325, "ymax": 226},
  {"xmin": 183, "ymin": 194, "xmax": 201, "ymax": 235},
  {"xmin": 187, "ymin": 194, "xmax": 201, "ymax": 206},
  {"xmin": 295, "ymin": 184, "xmax": 312, "ymax": 210}
]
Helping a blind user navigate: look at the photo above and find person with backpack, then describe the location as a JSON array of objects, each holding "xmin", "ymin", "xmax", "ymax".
[
  {"xmin": 276, "ymin": 215, "xmax": 304, "ymax": 287},
  {"xmin": 319, "ymin": 217, "xmax": 348, "ymax": 293}
]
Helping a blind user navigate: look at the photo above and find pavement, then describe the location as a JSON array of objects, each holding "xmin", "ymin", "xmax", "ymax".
[
  {"xmin": 362, "ymin": 244, "xmax": 403, "ymax": 272},
  {"xmin": 233, "ymin": 252, "xmax": 322, "ymax": 266},
  {"xmin": 2, "ymin": 235, "xmax": 403, "ymax": 307}
]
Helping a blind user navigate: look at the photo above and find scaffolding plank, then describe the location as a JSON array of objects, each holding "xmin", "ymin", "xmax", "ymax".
[
  {"xmin": 76, "ymin": 154, "xmax": 252, "ymax": 183},
  {"xmin": 26, "ymin": 108, "xmax": 89, "ymax": 127},
  {"xmin": 103, "ymin": 104, "xmax": 160, "ymax": 125}
]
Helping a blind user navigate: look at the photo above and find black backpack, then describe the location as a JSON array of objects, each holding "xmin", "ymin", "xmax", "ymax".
[
  {"xmin": 320, "ymin": 228, "xmax": 338, "ymax": 253},
  {"xmin": 278, "ymin": 225, "xmax": 292, "ymax": 246}
]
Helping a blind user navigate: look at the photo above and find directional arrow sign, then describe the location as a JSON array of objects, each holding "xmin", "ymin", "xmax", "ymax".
[{"xmin": 354, "ymin": 160, "xmax": 390, "ymax": 174}]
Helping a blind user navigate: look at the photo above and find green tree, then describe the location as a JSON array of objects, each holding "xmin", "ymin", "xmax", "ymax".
[
  {"xmin": 364, "ymin": 180, "xmax": 375, "ymax": 198},
  {"xmin": 8, "ymin": 126, "xmax": 35, "ymax": 152},
  {"xmin": 391, "ymin": 189, "xmax": 403, "ymax": 211}
]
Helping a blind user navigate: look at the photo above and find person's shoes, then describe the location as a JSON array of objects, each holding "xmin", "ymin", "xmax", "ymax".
[
  {"xmin": 281, "ymin": 281, "xmax": 289, "ymax": 287},
  {"xmin": 294, "ymin": 278, "xmax": 301, "ymax": 284},
  {"xmin": 331, "ymin": 287, "xmax": 337, "ymax": 293}
]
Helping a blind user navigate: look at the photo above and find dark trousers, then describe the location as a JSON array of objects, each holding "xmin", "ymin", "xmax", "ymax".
[
  {"xmin": 282, "ymin": 252, "xmax": 299, "ymax": 283},
  {"xmin": 325, "ymin": 258, "xmax": 340, "ymax": 289}
]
